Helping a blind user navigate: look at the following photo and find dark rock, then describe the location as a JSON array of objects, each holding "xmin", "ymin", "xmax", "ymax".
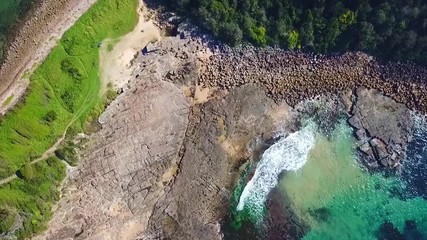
[
  {"xmin": 359, "ymin": 142, "xmax": 374, "ymax": 158},
  {"xmin": 347, "ymin": 88, "xmax": 414, "ymax": 169},
  {"xmin": 380, "ymin": 158, "xmax": 389, "ymax": 167},
  {"xmin": 370, "ymin": 138, "xmax": 389, "ymax": 161},
  {"xmin": 355, "ymin": 129, "xmax": 367, "ymax": 141}
]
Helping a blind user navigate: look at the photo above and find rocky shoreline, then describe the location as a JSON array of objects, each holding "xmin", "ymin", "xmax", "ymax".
[
  {"xmin": 198, "ymin": 46, "xmax": 427, "ymax": 113},
  {"xmin": 29, "ymin": 5, "xmax": 427, "ymax": 240},
  {"xmin": 165, "ymin": 28, "xmax": 427, "ymax": 171}
]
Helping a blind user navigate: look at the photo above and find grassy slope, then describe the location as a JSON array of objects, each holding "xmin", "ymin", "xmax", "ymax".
[
  {"xmin": 0, "ymin": 0, "xmax": 138, "ymax": 238},
  {"xmin": 0, "ymin": 0, "xmax": 138, "ymax": 177}
]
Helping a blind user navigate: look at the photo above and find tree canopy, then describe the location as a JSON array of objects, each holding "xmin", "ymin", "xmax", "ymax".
[{"xmin": 163, "ymin": 0, "xmax": 427, "ymax": 65}]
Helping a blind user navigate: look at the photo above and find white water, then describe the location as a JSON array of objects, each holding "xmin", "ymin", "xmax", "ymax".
[{"xmin": 236, "ymin": 122, "xmax": 316, "ymax": 213}]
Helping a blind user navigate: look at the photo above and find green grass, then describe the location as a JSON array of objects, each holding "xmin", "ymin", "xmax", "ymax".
[
  {"xmin": 0, "ymin": 0, "xmax": 138, "ymax": 178},
  {"xmin": 0, "ymin": 0, "xmax": 139, "ymax": 238},
  {"xmin": 1, "ymin": 95, "xmax": 14, "ymax": 107},
  {"xmin": 0, "ymin": 157, "xmax": 66, "ymax": 238}
]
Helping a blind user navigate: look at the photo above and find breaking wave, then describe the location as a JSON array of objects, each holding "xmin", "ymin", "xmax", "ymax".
[{"xmin": 236, "ymin": 121, "xmax": 316, "ymax": 214}]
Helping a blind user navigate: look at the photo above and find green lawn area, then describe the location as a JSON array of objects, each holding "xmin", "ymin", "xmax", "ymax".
[
  {"xmin": 0, "ymin": 0, "xmax": 138, "ymax": 237},
  {"xmin": 0, "ymin": 0, "xmax": 138, "ymax": 177}
]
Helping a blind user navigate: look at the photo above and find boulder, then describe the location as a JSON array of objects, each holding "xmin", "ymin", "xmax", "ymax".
[
  {"xmin": 355, "ymin": 129, "xmax": 368, "ymax": 141},
  {"xmin": 370, "ymin": 138, "xmax": 389, "ymax": 161},
  {"xmin": 348, "ymin": 87, "xmax": 413, "ymax": 168},
  {"xmin": 359, "ymin": 142, "xmax": 374, "ymax": 159}
]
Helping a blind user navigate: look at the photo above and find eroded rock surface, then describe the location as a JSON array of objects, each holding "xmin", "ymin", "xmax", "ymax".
[
  {"xmin": 141, "ymin": 85, "xmax": 294, "ymax": 239},
  {"xmin": 35, "ymin": 65, "xmax": 190, "ymax": 240},
  {"xmin": 349, "ymin": 88, "xmax": 413, "ymax": 169}
]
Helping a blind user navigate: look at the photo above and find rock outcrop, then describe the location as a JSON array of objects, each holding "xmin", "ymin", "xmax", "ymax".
[
  {"xmin": 36, "ymin": 31, "xmax": 297, "ymax": 239},
  {"xmin": 141, "ymin": 85, "xmax": 294, "ymax": 239},
  {"xmin": 348, "ymin": 88, "xmax": 413, "ymax": 169},
  {"xmin": 35, "ymin": 59, "xmax": 191, "ymax": 240}
]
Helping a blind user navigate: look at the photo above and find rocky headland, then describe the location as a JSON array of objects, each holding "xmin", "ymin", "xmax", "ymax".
[{"xmin": 34, "ymin": 8, "xmax": 427, "ymax": 240}]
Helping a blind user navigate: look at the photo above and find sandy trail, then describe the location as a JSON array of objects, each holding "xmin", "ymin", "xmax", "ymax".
[{"xmin": 99, "ymin": 3, "xmax": 161, "ymax": 94}]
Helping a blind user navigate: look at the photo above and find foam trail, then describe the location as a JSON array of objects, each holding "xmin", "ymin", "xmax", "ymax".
[{"xmin": 236, "ymin": 122, "xmax": 316, "ymax": 213}]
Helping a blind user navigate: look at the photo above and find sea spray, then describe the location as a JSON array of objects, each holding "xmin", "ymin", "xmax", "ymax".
[{"xmin": 236, "ymin": 121, "xmax": 316, "ymax": 219}]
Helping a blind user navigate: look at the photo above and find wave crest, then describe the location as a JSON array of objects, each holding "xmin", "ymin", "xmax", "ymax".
[{"xmin": 236, "ymin": 122, "xmax": 316, "ymax": 214}]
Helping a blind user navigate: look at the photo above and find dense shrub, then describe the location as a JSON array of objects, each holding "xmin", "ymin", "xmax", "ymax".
[
  {"xmin": 163, "ymin": 0, "xmax": 427, "ymax": 65},
  {"xmin": 18, "ymin": 164, "xmax": 34, "ymax": 180},
  {"xmin": 55, "ymin": 141, "xmax": 78, "ymax": 166},
  {"xmin": 0, "ymin": 207, "xmax": 16, "ymax": 233}
]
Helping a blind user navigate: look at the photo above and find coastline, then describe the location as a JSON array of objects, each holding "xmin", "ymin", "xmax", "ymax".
[
  {"xmin": 30, "ymin": 4, "xmax": 427, "ymax": 239},
  {"xmin": 0, "ymin": 0, "xmax": 426, "ymax": 239},
  {"xmin": 0, "ymin": 0, "xmax": 97, "ymax": 115},
  {"xmin": 0, "ymin": 0, "xmax": 37, "ymax": 63}
]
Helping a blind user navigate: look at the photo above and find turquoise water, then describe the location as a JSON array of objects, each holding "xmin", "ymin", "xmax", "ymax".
[
  {"xmin": 226, "ymin": 118, "xmax": 427, "ymax": 239},
  {"xmin": 0, "ymin": 0, "xmax": 33, "ymax": 60}
]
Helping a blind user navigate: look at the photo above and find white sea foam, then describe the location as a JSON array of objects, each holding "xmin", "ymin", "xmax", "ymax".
[{"xmin": 236, "ymin": 122, "xmax": 316, "ymax": 213}]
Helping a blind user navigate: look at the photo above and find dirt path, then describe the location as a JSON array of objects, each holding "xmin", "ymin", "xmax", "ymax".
[
  {"xmin": 0, "ymin": 127, "xmax": 68, "ymax": 186},
  {"xmin": 0, "ymin": 80, "xmax": 94, "ymax": 186},
  {"xmin": 0, "ymin": 0, "xmax": 98, "ymax": 116},
  {"xmin": 99, "ymin": 3, "xmax": 161, "ymax": 94}
]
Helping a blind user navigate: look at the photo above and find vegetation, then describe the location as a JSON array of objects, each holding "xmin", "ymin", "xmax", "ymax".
[
  {"xmin": 43, "ymin": 110, "xmax": 58, "ymax": 123},
  {"xmin": 18, "ymin": 164, "xmax": 35, "ymax": 180},
  {"xmin": 0, "ymin": 0, "xmax": 138, "ymax": 178},
  {"xmin": 105, "ymin": 83, "xmax": 118, "ymax": 103},
  {"xmin": 164, "ymin": 0, "xmax": 427, "ymax": 65},
  {"xmin": 0, "ymin": 0, "xmax": 139, "ymax": 238},
  {"xmin": 0, "ymin": 207, "xmax": 16, "ymax": 234},
  {"xmin": 1, "ymin": 95, "xmax": 14, "ymax": 107},
  {"xmin": 0, "ymin": 157, "xmax": 65, "ymax": 238},
  {"xmin": 55, "ymin": 143, "xmax": 78, "ymax": 166}
]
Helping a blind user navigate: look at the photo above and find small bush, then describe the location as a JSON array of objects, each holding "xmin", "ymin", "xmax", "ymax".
[
  {"xmin": 60, "ymin": 59, "xmax": 84, "ymax": 80},
  {"xmin": 55, "ymin": 141, "xmax": 78, "ymax": 166},
  {"xmin": 61, "ymin": 90, "xmax": 75, "ymax": 112},
  {"xmin": 0, "ymin": 207, "xmax": 16, "ymax": 234},
  {"xmin": 18, "ymin": 164, "xmax": 35, "ymax": 180},
  {"xmin": 43, "ymin": 110, "xmax": 57, "ymax": 123},
  {"xmin": 105, "ymin": 89, "xmax": 118, "ymax": 101}
]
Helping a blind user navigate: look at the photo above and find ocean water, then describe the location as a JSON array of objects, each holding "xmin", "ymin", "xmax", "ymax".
[
  {"xmin": 226, "ymin": 117, "xmax": 427, "ymax": 239},
  {"xmin": 0, "ymin": 0, "xmax": 33, "ymax": 59},
  {"xmin": 236, "ymin": 121, "xmax": 316, "ymax": 217}
]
